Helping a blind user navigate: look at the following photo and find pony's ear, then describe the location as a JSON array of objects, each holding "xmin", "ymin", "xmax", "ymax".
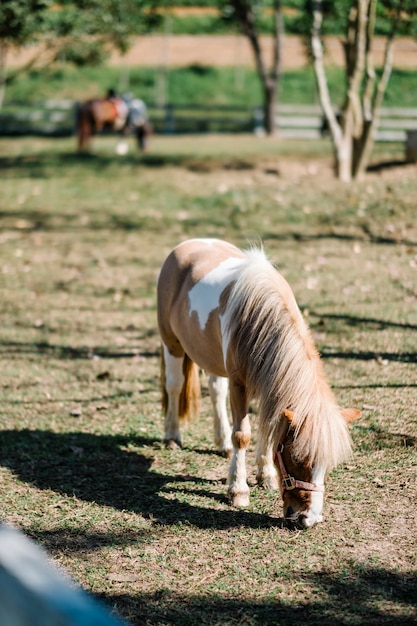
[
  {"xmin": 341, "ymin": 408, "xmax": 362, "ymax": 423},
  {"xmin": 283, "ymin": 409, "xmax": 295, "ymax": 423}
]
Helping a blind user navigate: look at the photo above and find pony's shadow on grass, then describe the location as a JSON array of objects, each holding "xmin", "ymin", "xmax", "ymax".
[
  {"xmin": 0, "ymin": 429, "xmax": 280, "ymax": 531},
  {"xmin": 98, "ymin": 566, "xmax": 417, "ymax": 626}
]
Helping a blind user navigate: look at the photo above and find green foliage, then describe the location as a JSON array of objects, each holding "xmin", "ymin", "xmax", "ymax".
[
  {"xmin": 2, "ymin": 1, "xmax": 416, "ymax": 60},
  {"xmin": 0, "ymin": 0, "xmax": 51, "ymax": 44},
  {"xmin": 1, "ymin": 0, "xmax": 162, "ymax": 69},
  {"xmin": 55, "ymin": 40, "xmax": 109, "ymax": 66},
  {"xmin": 159, "ymin": 1, "xmax": 417, "ymax": 36},
  {"xmin": 156, "ymin": 13, "xmax": 232, "ymax": 35},
  {"xmin": 46, "ymin": 0, "xmax": 162, "ymax": 57},
  {"xmin": 298, "ymin": 0, "xmax": 417, "ymax": 37}
]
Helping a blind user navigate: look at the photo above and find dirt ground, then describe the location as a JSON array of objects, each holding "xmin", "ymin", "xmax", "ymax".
[
  {"xmin": 107, "ymin": 35, "xmax": 417, "ymax": 69},
  {"xmin": 8, "ymin": 35, "xmax": 417, "ymax": 70}
]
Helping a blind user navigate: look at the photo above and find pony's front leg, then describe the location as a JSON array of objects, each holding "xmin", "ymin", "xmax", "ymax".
[
  {"xmin": 227, "ymin": 380, "xmax": 251, "ymax": 507},
  {"xmin": 256, "ymin": 437, "xmax": 279, "ymax": 491},
  {"xmin": 208, "ymin": 375, "xmax": 232, "ymax": 457},
  {"xmin": 162, "ymin": 345, "xmax": 184, "ymax": 449}
]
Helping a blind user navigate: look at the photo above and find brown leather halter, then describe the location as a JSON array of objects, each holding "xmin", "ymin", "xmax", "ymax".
[{"xmin": 275, "ymin": 438, "xmax": 325, "ymax": 496}]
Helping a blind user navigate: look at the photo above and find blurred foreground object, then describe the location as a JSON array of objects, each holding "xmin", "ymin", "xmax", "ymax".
[{"xmin": 0, "ymin": 524, "xmax": 126, "ymax": 626}]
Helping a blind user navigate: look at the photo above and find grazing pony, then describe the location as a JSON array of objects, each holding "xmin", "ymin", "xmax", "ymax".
[
  {"xmin": 76, "ymin": 95, "xmax": 151, "ymax": 153},
  {"xmin": 157, "ymin": 239, "xmax": 360, "ymax": 528}
]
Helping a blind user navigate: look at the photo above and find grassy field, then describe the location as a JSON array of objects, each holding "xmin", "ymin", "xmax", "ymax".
[
  {"xmin": 5, "ymin": 64, "xmax": 417, "ymax": 109},
  {"xmin": 0, "ymin": 134, "xmax": 416, "ymax": 625}
]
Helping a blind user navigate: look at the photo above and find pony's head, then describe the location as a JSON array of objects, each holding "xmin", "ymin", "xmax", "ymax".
[{"xmin": 277, "ymin": 408, "xmax": 361, "ymax": 528}]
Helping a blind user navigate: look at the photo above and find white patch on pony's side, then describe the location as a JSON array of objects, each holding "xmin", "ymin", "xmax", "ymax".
[{"xmin": 188, "ymin": 257, "xmax": 245, "ymax": 330}]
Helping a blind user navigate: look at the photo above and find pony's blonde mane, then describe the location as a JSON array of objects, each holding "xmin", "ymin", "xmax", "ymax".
[{"xmin": 226, "ymin": 247, "xmax": 352, "ymax": 470}]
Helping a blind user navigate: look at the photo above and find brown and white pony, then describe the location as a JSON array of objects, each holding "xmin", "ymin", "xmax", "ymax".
[
  {"xmin": 76, "ymin": 96, "xmax": 151, "ymax": 153},
  {"xmin": 157, "ymin": 239, "xmax": 360, "ymax": 528}
]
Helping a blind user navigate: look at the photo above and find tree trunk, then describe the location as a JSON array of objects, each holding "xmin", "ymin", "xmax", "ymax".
[
  {"xmin": 263, "ymin": 81, "xmax": 277, "ymax": 135},
  {"xmin": 311, "ymin": 0, "xmax": 348, "ymax": 178},
  {"xmin": 335, "ymin": 136, "xmax": 353, "ymax": 183},
  {"xmin": 311, "ymin": 0, "xmax": 402, "ymax": 181},
  {"xmin": 0, "ymin": 42, "xmax": 7, "ymax": 110},
  {"xmin": 352, "ymin": 3, "xmax": 398, "ymax": 179},
  {"xmin": 229, "ymin": 0, "xmax": 283, "ymax": 135}
]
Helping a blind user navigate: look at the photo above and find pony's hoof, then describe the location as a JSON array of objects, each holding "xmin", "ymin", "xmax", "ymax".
[
  {"xmin": 165, "ymin": 439, "xmax": 181, "ymax": 450},
  {"xmin": 219, "ymin": 448, "xmax": 233, "ymax": 459},
  {"xmin": 229, "ymin": 492, "xmax": 250, "ymax": 508}
]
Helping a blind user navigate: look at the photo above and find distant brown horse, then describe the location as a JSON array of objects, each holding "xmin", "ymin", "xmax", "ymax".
[{"xmin": 76, "ymin": 95, "xmax": 151, "ymax": 153}]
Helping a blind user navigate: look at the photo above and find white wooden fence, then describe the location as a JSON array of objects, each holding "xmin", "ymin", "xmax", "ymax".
[
  {"xmin": 275, "ymin": 104, "xmax": 417, "ymax": 141},
  {"xmin": 0, "ymin": 100, "xmax": 76, "ymax": 136},
  {"xmin": 0, "ymin": 100, "xmax": 416, "ymax": 142},
  {"xmin": 0, "ymin": 524, "xmax": 127, "ymax": 626}
]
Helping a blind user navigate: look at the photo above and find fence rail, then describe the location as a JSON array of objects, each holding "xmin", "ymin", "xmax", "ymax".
[
  {"xmin": 0, "ymin": 100, "xmax": 416, "ymax": 141},
  {"xmin": 0, "ymin": 99, "xmax": 76, "ymax": 136},
  {"xmin": 275, "ymin": 104, "xmax": 417, "ymax": 141}
]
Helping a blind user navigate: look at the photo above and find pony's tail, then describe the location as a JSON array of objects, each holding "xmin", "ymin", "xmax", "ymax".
[
  {"xmin": 180, "ymin": 353, "xmax": 201, "ymax": 422},
  {"xmin": 161, "ymin": 348, "xmax": 201, "ymax": 423}
]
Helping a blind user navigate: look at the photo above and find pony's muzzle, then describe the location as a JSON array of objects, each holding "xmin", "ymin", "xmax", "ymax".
[
  {"xmin": 284, "ymin": 505, "xmax": 322, "ymax": 529},
  {"xmin": 284, "ymin": 505, "xmax": 303, "ymax": 528},
  {"xmin": 284, "ymin": 512, "xmax": 308, "ymax": 530}
]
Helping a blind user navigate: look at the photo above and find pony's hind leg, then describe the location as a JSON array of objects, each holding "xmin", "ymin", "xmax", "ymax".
[
  {"xmin": 161, "ymin": 344, "xmax": 185, "ymax": 449},
  {"xmin": 208, "ymin": 375, "xmax": 232, "ymax": 457}
]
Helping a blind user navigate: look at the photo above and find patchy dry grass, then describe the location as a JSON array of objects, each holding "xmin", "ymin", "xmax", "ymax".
[{"xmin": 0, "ymin": 135, "xmax": 416, "ymax": 625}]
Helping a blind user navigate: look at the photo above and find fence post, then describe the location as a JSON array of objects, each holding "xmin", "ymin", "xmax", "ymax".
[
  {"xmin": 253, "ymin": 106, "xmax": 265, "ymax": 136},
  {"xmin": 406, "ymin": 130, "xmax": 417, "ymax": 162},
  {"xmin": 165, "ymin": 104, "xmax": 175, "ymax": 134}
]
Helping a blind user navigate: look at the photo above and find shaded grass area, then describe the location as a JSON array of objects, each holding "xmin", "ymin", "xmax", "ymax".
[
  {"xmin": 0, "ymin": 136, "xmax": 416, "ymax": 625},
  {"xmin": 2, "ymin": 426, "xmax": 416, "ymax": 624},
  {"xmin": 108, "ymin": 574, "xmax": 417, "ymax": 626}
]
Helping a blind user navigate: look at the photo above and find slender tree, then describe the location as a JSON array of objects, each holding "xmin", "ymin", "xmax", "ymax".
[
  {"xmin": 309, "ymin": 0, "xmax": 416, "ymax": 181},
  {"xmin": 223, "ymin": 0, "xmax": 284, "ymax": 135}
]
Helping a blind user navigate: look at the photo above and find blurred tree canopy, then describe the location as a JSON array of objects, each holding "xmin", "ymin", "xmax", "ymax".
[
  {"xmin": 289, "ymin": 0, "xmax": 417, "ymax": 37},
  {"xmin": 0, "ymin": 0, "xmax": 161, "ymax": 104}
]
